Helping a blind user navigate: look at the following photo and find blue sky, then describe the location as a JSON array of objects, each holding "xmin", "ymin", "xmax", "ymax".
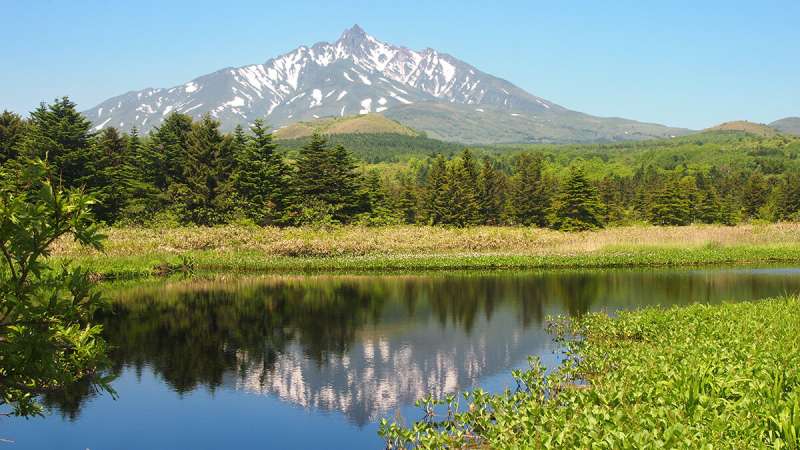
[{"xmin": 2, "ymin": 0, "xmax": 798, "ymax": 129}]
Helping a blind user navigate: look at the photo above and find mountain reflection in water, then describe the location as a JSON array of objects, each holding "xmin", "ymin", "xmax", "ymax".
[{"xmin": 41, "ymin": 268, "xmax": 800, "ymax": 428}]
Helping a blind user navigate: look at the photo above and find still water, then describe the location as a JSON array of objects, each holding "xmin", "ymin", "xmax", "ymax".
[{"xmin": 5, "ymin": 267, "xmax": 800, "ymax": 449}]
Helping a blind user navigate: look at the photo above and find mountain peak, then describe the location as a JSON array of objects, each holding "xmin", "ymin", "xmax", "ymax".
[
  {"xmin": 84, "ymin": 26, "xmax": 688, "ymax": 144},
  {"xmin": 339, "ymin": 24, "xmax": 368, "ymax": 43}
]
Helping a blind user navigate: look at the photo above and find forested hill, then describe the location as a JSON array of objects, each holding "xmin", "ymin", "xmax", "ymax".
[
  {"xmin": 278, "ymin": 126, "xmax": 800, "ymax": 172},
  {"xmin": 3, "ymin": 98, "xmax": 800, "ymax": 231},
  {"xmin": 277, "ymin": 133, "xmax": 464, "ymax": 162}
]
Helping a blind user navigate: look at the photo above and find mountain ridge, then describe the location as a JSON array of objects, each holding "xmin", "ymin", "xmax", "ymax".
[
  {"xmin": 84, "ymin": 24, "xmax": 690, "ymax": 144},
  {"xmin": 770, "ymin": 117, "xmax": 800, "ymax": 136}
]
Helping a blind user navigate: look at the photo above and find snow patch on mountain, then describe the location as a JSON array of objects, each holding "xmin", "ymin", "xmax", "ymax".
[
  {"xmin": 85, "ymin": 24, "xmax": 572, "ymax": 135},
  {"xmin": 359, "ymin": 98, "xmax": 372, "ymax": 114}
]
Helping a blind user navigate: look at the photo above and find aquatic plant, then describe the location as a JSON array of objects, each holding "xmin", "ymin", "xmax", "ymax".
[{"xmin": 379, "ymin": 297, "xmax": 800, "ymax": 448}]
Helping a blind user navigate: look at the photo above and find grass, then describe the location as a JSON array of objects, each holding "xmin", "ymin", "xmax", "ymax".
[
  {"xmin": 380, "ymin": 296, "xmax": 800, "ymax": 448},
  {"xmin": 49, "ymin": 223, "xmax": 800, "ymax": 279},
  {"xmin": 273, "ymin": 114, "xmax": 418, "ymax": 139}
]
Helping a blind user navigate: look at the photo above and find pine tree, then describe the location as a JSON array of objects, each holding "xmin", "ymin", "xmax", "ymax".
[
  {"xmin": 506, "ymin": 153, "xmax": 550, "ymax": 226},
  {"xmin": 551, "ymin": 166, "xmax": 604, "ymax": 231},
  {"xmin": 394, "ymin": 173, "xmax": 418, "ymax": 224},
  {"xmin": 598, "ymin": 174, "xmax": 626, "ymax": 224},
  {"xmin": 329, "ymin": 144, "xmax": 366, "ymax": 222},
  {"xmin": 421, "ymin": 154, "xmax": 448, "ymax": 224},
  {"xmin": 233, "ymin": 119, "xmax": 293, "ymax": 225},
  {"xmin": 439, "ymin": 150, "xmax": 481, "ymax": 226},
  {"xmin": 293, "ymin": 133, "xmax": 364, "ymax": 223},
  {"xmin": 678, "ymin": 175, "xmax": 701, "ymax": 223},
  {"xmin": 696, "ymin": 186, "xmax": 723, "ymax": 224},
  {"xmin": 742, "ymin": 172, "xmax": 768, "ymax": 219},
  {"xmin": 148, "ymin": 112, "xmax": 193, "ymax": 190},
  {"xmin": 295, "ymin": 133, "xmax": 331, "ymax": 198},
  {"xmin": 477, "ymin": 157, "xmax": 506, "ymax": 225},
  {"xmin": 0, "ymin": 110, "xmax": 25, "ymax": 164},
  {"xmin": 780, "ymin": 171, "xmax": 800, "ymax": 220},
  {"xmin": 20, "ymin": 97, "xmax": 93, "ymax": 187},
  {"xmin": 84, "ymin": 127, "xmax": 132, "ymax": 223},
  {"xmin": 121, "ymin": 127, "xmax": 162, "ymax": 222},
  {"xmin": 172, "ymin": 114, "xmax": 231, "ymax": 225},
  {"xmin": 647, "ymin": 180, "xmax": 692, "ymax": 226}
]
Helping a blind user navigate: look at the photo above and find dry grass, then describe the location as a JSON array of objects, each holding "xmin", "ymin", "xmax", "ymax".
[{"xmin": 52, "ymin": 223, "xmax": 800, "ymax": 259}]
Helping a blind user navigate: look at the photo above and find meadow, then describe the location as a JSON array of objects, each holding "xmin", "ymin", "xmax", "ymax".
[{"xmin": 51, "ymin": 223, "xmax": 800, "ymax": 279}]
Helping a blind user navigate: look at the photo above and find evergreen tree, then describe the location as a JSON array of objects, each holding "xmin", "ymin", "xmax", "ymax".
[
  {"xmin": 294, "ymin": 133, "xmax": 364, "ymax": 223},
  {"xmin": 439, "ymin": 150, "xmax": 481, "ymax": 226},
  {"xmin": 779, "ymin": 171, "xmax": 800, "ymax": 220},
  {"xmin": 678, "ymin": 176, "xmax": 701, "ymax": 223},
  {"xmin": 148, "ymin": 113, "xmax": 193, "ymax": 190},
  {"xmin": 330, "ymin": 143, "xmax": 366, "ymax": 221},
  {"xmin": 551, "ymin": 166, "xmax": 604, "ymax": 231},
  {"xmin": 742, "ymin": 172, "xmax": 768, "ymax": 219},
  {"xmin": 696, "ymin": 186, "xmax": 723, "ymax": 224},
  {"xmin": 598, "ymin": 174, "xmax": 626, "ymax": 224},
  {"xmin": 477, "ymin": 157, "xmax": 506, "ymax": 225},
  {"xmin": 171, "ymin": 114, "xmax": 231, "ymax": 225},
  {"xmin": 20, "ymin": 97, "xmax": 93, "ymax": 187},
  {"xmin": 506, "ymin": 153, "xmax": 550, "ymax": 226},
  {"xmin": 394, "ymin": 173, "xmax": 418, "ymax": 224},
  {"xmin": 0, "ymin": 110, "xmax": 25, "ymax": 164},
  {"xmin": 121, "ymin": 127, "xmax": 162, "ymax": 221},
  {"xmin": 647, "ymin": 180, "xmax": 692, "ymax": 226},
  {"xmin": 421, "ymin": 154, "xmax": 449, "ymax": 224},
  {"xmin": 84, "ymin": 127, "xmax": 133, "ymax": 223},
  {"xmin": 233, "ymin": 119, "xmax": 293, "ymax": 225}
]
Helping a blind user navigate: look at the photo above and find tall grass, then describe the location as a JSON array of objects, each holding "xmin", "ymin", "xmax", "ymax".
[{"xmin": 50, "ymin": 223, "xmax": 800, "ymax": 278}]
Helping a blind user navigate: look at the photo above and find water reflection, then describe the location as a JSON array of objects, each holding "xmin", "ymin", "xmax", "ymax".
[{"xmin": 41, "ymin": 268, "xmax": 800, "ymax": 427}]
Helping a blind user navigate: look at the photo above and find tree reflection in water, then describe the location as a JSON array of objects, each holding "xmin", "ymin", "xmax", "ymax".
[{"xmin": 42, "ymin": 268, "xmax": 800, "ymax": 425}]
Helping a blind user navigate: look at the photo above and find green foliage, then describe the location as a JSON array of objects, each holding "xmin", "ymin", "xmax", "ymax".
[
  {"xmin": 0, "ymin": 110, "xmax": 25, "ymax": 164},
  {"xmin": 19, "ymin": 97, "xmax": 93, "ymax": 188},
  {"xmin": 506, "ymin": 153, "xmax": 550, "ymax": 226},
  {"xmin": 551, "ymin": 166, "xmax": 604, "ymax": 231},
  {"xmin": 648, "ymin": 180, "xmax": 693, "ymax": 226},
  {"xmin": 0, "ymin": 159, "xmax": 112, "ymax": 417},
  {"xmin": 4, "ymin": 98, "xmax": 800, "ymax": 229},
  {"xmin": 170, "ymin": 114, "xmax": 235, "ymax": 225},
  {"xmin": 294, "ymin": 133, "xmax": 367, "ymax": 224},
  {"xmin": 233, "ymin": 119, "xmax": 294, "ymax": 225},
  {"xmin": 437, "ymin": 149, "xmax": 481, "ymax": 226},
  {"xmin": 148, "ymin": 112, "xmax": 193, "ymax": 190},
  {"xmin": 381, "ymin": 296, "xmax": 800, "ymax": 449},
  {"xmin": 277, "ymin": 132, "xmax": 463, "ymax": 163},
  {"xmin": 476, "ymin": 157, "xmax": 506, "ymax": 225}
]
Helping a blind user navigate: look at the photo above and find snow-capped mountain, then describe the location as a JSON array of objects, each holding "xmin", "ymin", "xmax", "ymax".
[{"xmin": 86, "ymin": 25, "xmax": 687, "ymax": 143}]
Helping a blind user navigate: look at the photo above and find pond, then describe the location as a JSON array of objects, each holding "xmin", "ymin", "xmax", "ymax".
[{"xmin": 5, "ymin": 266, "xmax": 800, "ymax": 449}]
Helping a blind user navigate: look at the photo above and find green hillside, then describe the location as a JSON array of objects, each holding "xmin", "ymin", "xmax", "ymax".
[
  {"xmin": 274, "ymin": 114, "xmax": 419, "ymax": 140},
  {"xmin": 706, "ymin": 120, "xmax": 778, "ymax": 136},
  {"xmin": 382, "ymin": 102, "xmax": 692, "ymax": 144}
]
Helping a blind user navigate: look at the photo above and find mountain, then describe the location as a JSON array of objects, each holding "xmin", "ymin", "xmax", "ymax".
[
  {"xmin": 770, "ymin": 117, "xmax": 800, "ymax": 136},
  {"xmin": 706, "ymin": 120, "xmax": 778, "ymax": 137},
  {"xmin": 85, "ymin": 25, "xmax": 689, "ymax": 144}
]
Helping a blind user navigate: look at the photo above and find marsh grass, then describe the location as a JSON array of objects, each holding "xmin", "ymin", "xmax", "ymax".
[
  {"xmin": 49, "ymin": 223, "xmax": 800, "ymax": 278},
  {"xmin": 380, "ymin": 296, "xmax": 800, "ymax": 448}
]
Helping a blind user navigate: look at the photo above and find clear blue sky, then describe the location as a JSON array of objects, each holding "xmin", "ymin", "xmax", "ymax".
[{"xmin": 2, "ymin": 0, "xmax": 798, "ymax": 129}]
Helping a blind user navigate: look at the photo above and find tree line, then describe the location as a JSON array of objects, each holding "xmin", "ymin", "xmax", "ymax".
[{"xmin": 2, "ymin": 97, "xmax": 799, "ymax": 230}]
